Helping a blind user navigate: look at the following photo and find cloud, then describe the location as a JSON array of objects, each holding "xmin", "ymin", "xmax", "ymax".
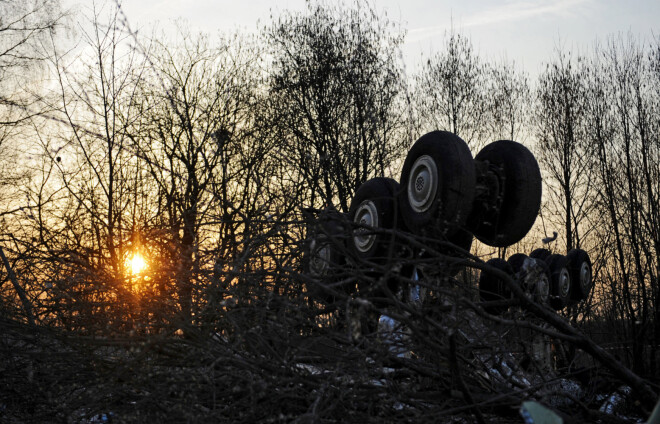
[
  {"xmin": 463, "ymin": 0, "xmax": 591, "ymax": 27},
  {"xmin": 408, "ymin": 0, "xmax": 592, "ymax": 42}
]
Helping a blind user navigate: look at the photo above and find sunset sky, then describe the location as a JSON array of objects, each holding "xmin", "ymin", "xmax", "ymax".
[{"xmin": 64, "ymin": 0, "xmax": 660, "ymax": 77}]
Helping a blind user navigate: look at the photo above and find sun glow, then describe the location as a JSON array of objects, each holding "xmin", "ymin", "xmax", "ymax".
[{"xmin": 127, "ymin": 252, "xmax": 147, "ymax": 275}]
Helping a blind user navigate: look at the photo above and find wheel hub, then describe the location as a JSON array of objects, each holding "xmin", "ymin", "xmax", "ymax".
[
  {"xmin": 408, "ymin": 155, "xmax": 438, "ymax": 213},
  {"xmin": 353, "ymin": 200, "xmax": 379, "ymax": 253},
  {"xmin": 309, "ymin": 239, "xmax": 331, "ymax": 276},
  {"xmin": 415, "ymin": 176, "xmax": 425, "ymax": 192},
  {"xmin": 536, "ymin": 273, "xmax": 550, "ymax": 304},
  {"xmin": 579, "ymin": 262, "xmax": 591, "ymax": 292},
  {"xmin": 559, "ymin": 268, "xmax": 571, "ymax": 298}
]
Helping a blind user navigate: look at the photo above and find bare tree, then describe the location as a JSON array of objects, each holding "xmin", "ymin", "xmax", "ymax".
[
  {"xmin": 534, "ymin": 49, "xmax": 595, "ymax": 253},
  {"xmin": 15, "ymin": 3, "xmax": 154, "ymax": 330},
  {"xmin": 484, "ymin": 60, "xmax": 531, "ymax": 143},
  {"xmin": 265, "ymin": 0, "xmax": 408, "ymax": 213},
  {"xmin": 0, "ymin": 0, "xmax": 66, "ymax": 209},
  {"xmin": 0, "ymin": 0, "xmax": 66, "ymax": 325},
  {"xmin": 586, "ymin": 34, "xmax": 660, "ymax": 374},
  {"xmin": 128, "ymin": 25, "xmax": 270, "ymax": 326},
  {"xmin": 414, "ymin": 30, "xmax": 487, "ymax": 149}
]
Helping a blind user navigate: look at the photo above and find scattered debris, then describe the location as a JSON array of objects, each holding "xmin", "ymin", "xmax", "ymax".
[{"xmin": 599, "ymin": 385, "xmax": 632, "ymax": 415}]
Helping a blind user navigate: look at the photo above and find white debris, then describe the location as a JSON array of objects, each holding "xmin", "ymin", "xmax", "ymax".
[
  {"xmin": 378, "ymin": 315, "xmax": 411, "ymax": 358},
  {"xmin": 599, "ymin": 385, "xmax": 632, "ymax": 414},
  {"xmin": 294, "ymin": 363, "xmax": 326, "ymax": 376}
]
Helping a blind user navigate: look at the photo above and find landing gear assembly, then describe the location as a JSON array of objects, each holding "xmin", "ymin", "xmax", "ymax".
[{"xmin": 304, "ymin": 130, "xmax": 592, "ymax": 315}]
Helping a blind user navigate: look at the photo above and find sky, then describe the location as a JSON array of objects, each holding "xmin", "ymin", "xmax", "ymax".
[{"xmin": 64, "ymin": 0, "xmax": 659, "ymax": 77}]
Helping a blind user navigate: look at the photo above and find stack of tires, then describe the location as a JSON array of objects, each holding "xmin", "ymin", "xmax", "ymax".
[
  {"xmin": 479, "ymin": 247, "xmax": 593, "ymax": 314},
  {"xmin": 304, "ymin": 130, "xmax": 591, "ymax": 312}
]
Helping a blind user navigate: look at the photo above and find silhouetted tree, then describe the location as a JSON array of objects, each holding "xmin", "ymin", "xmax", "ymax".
[
  {"xmin": 265, "ymin": 0, "xmax": 408, "ymax": 212},
  {"xmin": 586, "ymin": 34, "xmax": 660, "ymax": 374},
  {"xmin": 485, "ymin": 60, "xmax": 531, "ymax": 143},
  {"xmin": 414, "ymin": 30, "xmax": 487, "ymax": 149},
  {"xmin": 534, "ymin": 49, "xmax": 594, "ymax": 253}
]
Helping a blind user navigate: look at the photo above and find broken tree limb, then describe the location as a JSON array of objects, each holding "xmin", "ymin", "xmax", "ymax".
[
  {"xmin": 473, "ymin": 259, "xmax": 659, "ymax": 410},
  {"xmin": 449, "ymin": 332, "xmax": 486, "ymax": 424},
  {"xmin": 0, "ymin": 244, "xmax": 35, "ymax": 327}
]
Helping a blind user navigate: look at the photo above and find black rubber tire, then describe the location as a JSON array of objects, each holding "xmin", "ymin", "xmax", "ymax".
[
  {"xmin": 530, "ymin": 248, "xmax": 552, "ymax": 261},
  {"xmin": 470, "ymin": 140, "xmax": 542, "ymax": 247},
  {"xmin": 566, "ymin": 248, "xmax": 592, "ymax": 301},
  {"xmin": 530, "ymin": 259, "xmax": 551, "ymax": 305},
  {"xmin": 349, "ymin": 177, "xmax": 403, "ymax": 262},
  {"xmin": 546, "ymin": 254, "xmax": 571, "ymax": 310},
  {"xmin": 506, "ymin": 253, "xmax": 528, "ymax": 298},
  {"xmin": 449, "ymin": 227, "xmax": 473, "ymax": 252},
  {"xmin": 304, "ymin": 209, "xmax": 349, "ymax": 304},
  {"xmin": 399, "ymin": 131, "xmax": 475, "ymax": 238},
  {"xmin": 479, "ymin": 258, "xmax": 513, "ymax": 315},
  {"xmin": 507, "ymin": 253, "xmax": 529, "ymax": 274},
  {"xmin": 507, "ymin": 254, "xmax": 550, "ymax": 304}
]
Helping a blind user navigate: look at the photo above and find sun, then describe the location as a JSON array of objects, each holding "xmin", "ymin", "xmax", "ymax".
[{"xmin": 127, "ymin": 252, "xmax": 147, "ymax": 275}]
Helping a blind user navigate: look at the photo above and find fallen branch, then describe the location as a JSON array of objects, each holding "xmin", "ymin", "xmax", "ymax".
[{"xmin": 475, "ymin": 260, "xmax": 659, "ymax": 410}]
